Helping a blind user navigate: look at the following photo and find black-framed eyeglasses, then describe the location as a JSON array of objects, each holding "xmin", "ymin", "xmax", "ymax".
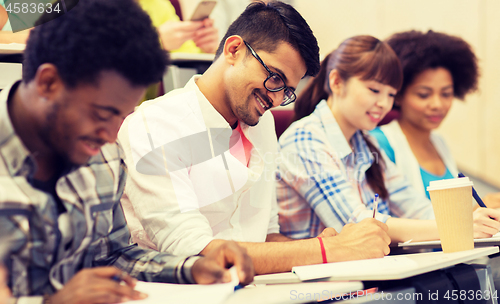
[{"xmin": 244, "ymin": 41, "xmax": 296, "ymax": 106}]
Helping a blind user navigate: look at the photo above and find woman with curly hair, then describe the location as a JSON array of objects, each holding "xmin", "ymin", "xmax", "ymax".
[{"xmin": 370, "ymin": 30, "xmax": 500, "ymax": 207}]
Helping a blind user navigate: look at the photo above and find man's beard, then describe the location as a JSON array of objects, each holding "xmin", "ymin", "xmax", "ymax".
[{"xmin": 38, "ymin": 103, "xmax": 74, "ymax": 166}]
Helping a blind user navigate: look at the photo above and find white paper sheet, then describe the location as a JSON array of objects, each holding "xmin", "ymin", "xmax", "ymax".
[
  {"xmin": 292, "ymin": 256, "xmax": 418, "ymax": 281},
  {"xmin": 224, "ymin": 281, "xmax": 364, "ymax": 304},
  {"xmin": 399, "ymin": 231, "xmax": 500, "ymax": 247},
  {"xmin": 124, "ymin": 281, "xmax": 235, "ymax": 304},
  {"xmin": 292, "ymin": 247, "xmax": 499, "ymax": 281},
  {"xmin": 124, "ymin": 266, "xmax": 239, "ymax": 304}
]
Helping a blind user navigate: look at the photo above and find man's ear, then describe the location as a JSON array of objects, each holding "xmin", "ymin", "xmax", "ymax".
[
  {"xmin": 33, "ymin": 63, "xmax": 64, "ymax": 101},
  {"xmin": 223, "ymin": 35, "xmax": 245, "ymax": 66},
  {"xmin": 328, "ymin": 69, "xmax": 344, "ymax": 96}
]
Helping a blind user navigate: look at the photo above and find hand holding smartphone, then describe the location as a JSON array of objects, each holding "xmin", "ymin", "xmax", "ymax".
[{"xmin": 190, "ymin": 1, "xmax": 217, "ymax": 21}]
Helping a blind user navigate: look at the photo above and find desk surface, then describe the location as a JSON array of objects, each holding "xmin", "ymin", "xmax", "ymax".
[
  {"xmin": 398, "ymin": 232, "xmax": 500, "ymax": 250},
  {"xmin": 170, "ymin": 52, "xmax": 214, "ymax": 62},
  {"xmin": 0, "ymin": 43, "xmax": 25, "ymax": 54},
  {"xmin": 292, "ymin": 246, "xmax": 499, "ymax": 282}
]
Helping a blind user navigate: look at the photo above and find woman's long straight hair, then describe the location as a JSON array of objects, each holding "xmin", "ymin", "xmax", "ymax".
[{"xmin": 293, "ymin": 35, "xmax": 403, "ymax": 200}]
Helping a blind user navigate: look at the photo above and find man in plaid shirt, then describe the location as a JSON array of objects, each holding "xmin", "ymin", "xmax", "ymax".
[{"xmin": 0, "ymin": 0, "xmax": 253, "ymax": 303}]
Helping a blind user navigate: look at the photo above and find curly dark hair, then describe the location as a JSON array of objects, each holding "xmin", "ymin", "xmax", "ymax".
[
  {"xmin": 215, "ymin": 1, "xmax": 320, "ymax": 78},
  {"xmin": 23, "ymin": 0, "xmax": 169, "ymax": 88},
  {"xmin": 386, "ymin": 30, "xmax": 479, "ymax": 103}
]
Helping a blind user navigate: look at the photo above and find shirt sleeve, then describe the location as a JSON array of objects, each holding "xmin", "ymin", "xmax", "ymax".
[
  {"xmin": 278, "ymin": 126, "xmax": 389, "ymax": 233},
  {"xmin": 91, "ymin": 160, "xmax": 197, "ymax": 284}
]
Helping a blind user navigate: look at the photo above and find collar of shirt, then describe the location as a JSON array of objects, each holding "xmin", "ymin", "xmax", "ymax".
[
  {"xmin": 313, "ymin": 100, "xmax": 374, "ymax": 178},
  {"xmin": 186, "ymin": 75, "xmax": 230, "ymax": 132},
  {"xmin": 185, "ymin": 75, "xmax": 264, "ymax": 155}
]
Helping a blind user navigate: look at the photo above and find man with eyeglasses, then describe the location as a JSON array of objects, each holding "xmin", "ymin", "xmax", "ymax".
[{"xmin": 118, "ymin": 1, "xmax": 391, "ymax": 275}]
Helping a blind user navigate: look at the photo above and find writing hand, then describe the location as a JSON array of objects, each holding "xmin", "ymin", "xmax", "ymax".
[
  {"xmin": 323, "ymin": 218, "xmax": 391, "ymax": 262},
  {"xmin": 473, "ymin": 207, "xmax": 500, "ymax": 238},
  {"xmin": 317, "ymin": 227, "xmax": 338, "ymax": 238},
  {"xmin": 192, "ymin": 241, "xmax": 254, "ymax": 285},
  {"xmin": 47, "ymin": 267, "xmax": 147, "ymax": 304}
]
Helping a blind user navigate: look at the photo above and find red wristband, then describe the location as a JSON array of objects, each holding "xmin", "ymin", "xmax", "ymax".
[{"xmin": 317, "ymin": 237, "xmax": 327, "ymax": 264}]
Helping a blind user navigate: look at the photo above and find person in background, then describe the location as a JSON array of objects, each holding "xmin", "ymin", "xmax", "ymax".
[
  {"xmin": 370, "ymin": 30, "xmax": 500, "ymax": 208},
  {"xmin": 211, "ymin": 0, "xmax": 293, "ymax": 36},
  {"xmin": 139, "ymin": 0, "xmax": 219, "ymax": 54},
  {"xmin": 0, "ymin": 2, "xmax": 6, "ymax": 28},
  {"xmin": 0, "ymin": 0, "xmax": 31, "ymax": 44},
  {"xmin": 0, "ymin": 266, "xmax": 10, "ymax": 304},
  {"xmin": 210, "ymin": 0, "xmax": 250, "ymax": 37},
  {"xmin": 0, "ymin": 0, "xmax": 253, "ymax": 302},
  {"xmin": 119, "ymin": 1, "xmax": 391, "ymax": 276},
  {"xmin": 137, "ymin": 0, "xmax": 220, "ymax": 101},
  {"xmin": 277, "ymin": 35, "xmax": 500, "ymax": 244}
]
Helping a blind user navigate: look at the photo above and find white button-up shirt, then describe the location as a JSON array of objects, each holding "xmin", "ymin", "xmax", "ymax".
[{"xmin": 118, "ymin": 76, "xmax": 280, "ymax": 257}]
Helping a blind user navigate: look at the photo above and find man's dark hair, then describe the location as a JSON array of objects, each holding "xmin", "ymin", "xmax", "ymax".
[
  {"xmin": 386, "ymin": 30, "xmax": 479, "ymax": 102},
  {"xmin": 215, "ymin": 1, "xmax": 320, "ymax": 78},
  {"xmin": 23, "ymin": 0, "xmax": 168, "ymax": 88}
]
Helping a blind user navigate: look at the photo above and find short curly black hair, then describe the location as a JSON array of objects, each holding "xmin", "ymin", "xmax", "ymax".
[
  {"xmin": 23, "ymin": 0, "xmax": 168, "ymax": 88},
  {"xmin": 386, "ymin": 30, "xmax": 479, "ymax": 101}
]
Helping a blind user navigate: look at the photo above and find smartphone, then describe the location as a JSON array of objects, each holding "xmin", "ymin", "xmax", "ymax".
[{"xmin": 190, "ymin": 1, "xmax": 217, "ymax": 21}]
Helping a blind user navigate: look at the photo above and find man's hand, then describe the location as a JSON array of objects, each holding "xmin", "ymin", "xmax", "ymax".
[
  {"xmin": 317, "ymin": 227, "xmax": 338, "ymax": 238},
  {"xmin": 158, "ymin": 20, "xmax": 204, "ymax": 51},
  {"xmin": 192, "ymin": 241, "xmax": 254, "ymax": 285},
  {"xmin": 47, "ymin": 267, "xmax": 147, "ymax": 304},
  {"xmin": 473, "ymin": 207, "xmax": 500, "ymax": 238},
  {"xmin": 0, "ymin": 265, "xmax": 10, "ymax": 304},
  {"xmin": 192, "ymin": 19, "xmax": 219, "ymax": 53},
  {"xmin": 323, "ymin": 218, "xmax": 391, "ymax": 262}
]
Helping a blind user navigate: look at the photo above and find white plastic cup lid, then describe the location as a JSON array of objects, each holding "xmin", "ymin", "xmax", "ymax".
[{"xmin": 427, "ymin": 177, "xmax": 474, "ymax": 192}]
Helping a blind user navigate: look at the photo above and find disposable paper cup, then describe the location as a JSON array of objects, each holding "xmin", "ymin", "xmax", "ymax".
[{"xmin": 427, "ymin": 177, "xmax": 474, "ymax": 253}]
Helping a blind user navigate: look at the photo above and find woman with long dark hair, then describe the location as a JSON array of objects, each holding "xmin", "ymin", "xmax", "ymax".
[{"xmin": 277, "ymin": 35, "xmax": 500, "ymax": 243}]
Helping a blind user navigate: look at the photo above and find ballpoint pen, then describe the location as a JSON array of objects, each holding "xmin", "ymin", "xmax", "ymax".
[
  {"xmin": 458, "ymin": 173, "xmax": 487, "ymax": 208},
  {"xmin": 372, "ymin": 193, "xmax": 379, "ymax": 218}
]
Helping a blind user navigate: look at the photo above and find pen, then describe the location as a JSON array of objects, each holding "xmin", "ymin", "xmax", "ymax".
[
  {"xmin": 111, "ymin": 275, "xmax": 122, "ymax": 283},
  {"xmin": 372, "ymin": 193, "xmax": 379, "ymax": 218},
  {"xmin": 458, "ymin": 173, "xmax": 487, "ymax": 208}
]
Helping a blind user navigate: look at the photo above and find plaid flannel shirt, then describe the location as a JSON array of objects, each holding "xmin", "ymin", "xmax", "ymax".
[
  {"xmin": 0, "ymin": 82, "xmax": 197, "ymax": 303},
  {"xmin": 277, "ymin": 100, "xmax": 435, "ymax": 239}
]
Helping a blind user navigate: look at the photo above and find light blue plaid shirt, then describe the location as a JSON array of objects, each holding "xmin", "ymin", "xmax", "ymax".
[
  {"xmin": 277, "ymin": 100, "xmax": 434, "ymax": 239},
  {"xmin": 0, "ymin": 82, "xmax": 196, "ymax": 303}
]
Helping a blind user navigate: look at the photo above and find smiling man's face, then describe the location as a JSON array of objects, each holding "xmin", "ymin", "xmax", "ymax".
[
  {"xmin": 225, "ymin": 41, "xmax": 306, "ymax": 127},
  {"xmin": 39, "ymin": 71, "xmax": 145, "ymax": 165}
]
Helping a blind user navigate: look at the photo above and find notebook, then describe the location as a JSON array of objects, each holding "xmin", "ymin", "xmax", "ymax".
[
  {"xmin": 122, "ymin": 267, "xmax": 239, "ymax": 304},
  {"xmin": 224, "ymin": 281, "xmax": 364, "ymax": 304},
  {"xmin": 291, "ymin": 246, "xmax": 499, "ymax": 281},
  {"xmin": 398, "ymin": 232, "xmax": 500, "ymax": 249},
  {"xmin": 122, "ymin": 273, "xmax": 362, "ymax": 304}
]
